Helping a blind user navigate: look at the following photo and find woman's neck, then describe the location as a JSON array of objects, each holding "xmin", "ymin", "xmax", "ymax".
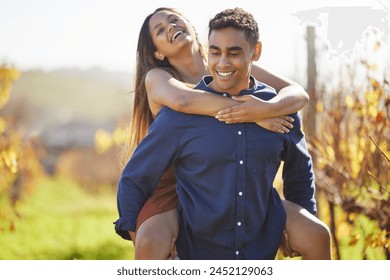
[{"xmin": 169, "ymin": 49, "xmax": 208, "ymax": 84}]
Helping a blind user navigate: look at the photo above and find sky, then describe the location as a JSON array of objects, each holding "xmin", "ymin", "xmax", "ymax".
[{"xmin": 0, "ymin": 0, "xmax": 389, "ymax": 83}]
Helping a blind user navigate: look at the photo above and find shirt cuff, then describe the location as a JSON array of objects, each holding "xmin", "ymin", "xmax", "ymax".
[{"xmin": 114, "ymin": 218, "xmax": 135, "ymax": 241}]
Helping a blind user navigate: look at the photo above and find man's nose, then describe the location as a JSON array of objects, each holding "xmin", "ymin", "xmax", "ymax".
[{"xmin": 218, "ymin": 55, "xmax": 231, "ymax": 67}]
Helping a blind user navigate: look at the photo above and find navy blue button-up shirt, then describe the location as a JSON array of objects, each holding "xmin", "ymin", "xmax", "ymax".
[{"xmin": 115, "ymin": 76, "xmax": 316, "ymax": 259}]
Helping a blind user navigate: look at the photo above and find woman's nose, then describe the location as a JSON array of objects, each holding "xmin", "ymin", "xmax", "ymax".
[{"xmin": 168, "ymin": 23, "xmax": 176, "ymax": 32}]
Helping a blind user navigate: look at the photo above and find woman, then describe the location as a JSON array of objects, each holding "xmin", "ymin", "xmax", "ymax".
[{"xmin": 122, "ymin": 7, "xmax": 331, "ymax": 260}]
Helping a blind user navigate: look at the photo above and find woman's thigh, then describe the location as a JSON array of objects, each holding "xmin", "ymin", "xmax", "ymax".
[
  {"xmin": 135, "ymin": 209, "xmax": 179, "ymax": 259},
  {"xmin": 282, "ymin": 200, "xmax": 331, "ymax": 259}
]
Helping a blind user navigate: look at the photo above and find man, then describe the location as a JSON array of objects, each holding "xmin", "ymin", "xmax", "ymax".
[{"xmin": 116, "ymin": 7, "xmax": 316, "ymax": 259}]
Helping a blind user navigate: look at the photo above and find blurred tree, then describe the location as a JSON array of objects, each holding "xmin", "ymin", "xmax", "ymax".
[
  {"xmin": 311, "ymin": 28, "xmax": 390, "ymax": 259},
  {"xmin": 0, "ymin": 64, "xmax": 44, "ymax": 233}
]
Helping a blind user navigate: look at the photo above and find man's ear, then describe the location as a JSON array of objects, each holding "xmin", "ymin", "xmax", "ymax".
[
  {"xmin": 252, "ymin": 41, "xmax": 262, "ymax": 61},
  {"xmin": 153, "ymin": 51, "xmax": 165, "ymax": 61}
]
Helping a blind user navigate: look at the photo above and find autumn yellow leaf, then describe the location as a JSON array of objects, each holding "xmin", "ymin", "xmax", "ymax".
[
  {"xmin": 368, "ymin": 105, "xmax": 378, "ymax": 118},
  {"xmin": 367, "ymin": 64, "xmax": 377, "ymax": 70},
  {"xmin": 375, "ymin": 111, "xmax": 385, "ymax": 124},
  {"xmin": 316, "ymin": 101, "xmax": 324, "ymax": 112},
  {"xmin": 365, "ymin": 91, "xmax": 377, "ymax": 105},
  {"xmin": 94, "ymin": 129, "xmax": 113, "ymax": 154},
  {"xmin": 345, "ymin": 95, "xmax": 355, "ymax": 109},
  {"xmin": 369, "ymin": 78, "xmax": 380, "ymax": 89},
  {"xmin": 112, "ymin": 127, "xmax": 128, "ymax": 145},
  {"xmin": 0, "ymin": 117, "xmax": 6, "ymax": 133}
]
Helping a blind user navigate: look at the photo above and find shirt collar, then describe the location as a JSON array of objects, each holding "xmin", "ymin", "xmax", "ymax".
[{"xmin": 194, "ymin": 75, "xmax": 265, "ymax": 97}]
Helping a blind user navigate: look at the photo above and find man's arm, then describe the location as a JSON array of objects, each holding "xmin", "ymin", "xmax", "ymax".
[
  {"xmin": 281, "ymin": 112, "xmax": 317, "ymax": 214},
  {"xmin": 115, "ymin": 109, "xmax": 179, "ymax": 240}
]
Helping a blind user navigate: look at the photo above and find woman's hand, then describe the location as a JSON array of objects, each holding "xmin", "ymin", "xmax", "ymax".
[
  {"xmin": 129, "ymin": 231, "xmax": 136, "ymax": 245},
  {"xmin": 279, "ymin": 230, "xmax": 302, "ymax": 258},
  {"xmin": 256, "ymin": 116, "xmax": 294, "ymax": 133},
  {"xmin": 215, "ymin": 95, "xmax": 271, "ymax": 123},
  {"xmin": 167, "ymin": 238, "xmax": 178, "ymax": 260},
  {"xmin": 214, "ymin": 94, "xmax": 294, "ymax": 133}
]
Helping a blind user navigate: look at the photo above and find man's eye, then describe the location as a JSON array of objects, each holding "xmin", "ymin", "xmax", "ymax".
[
  {"xmin": 172, "ymin": 17, "xmax": 179, "ymax": 23},
  {"xmin": 230, "ymin": 53, "xmax": 240, "ymax": 56},
  {"xmin": 157, "ymin": 28, "xmax": 163, "ymax": 35}
]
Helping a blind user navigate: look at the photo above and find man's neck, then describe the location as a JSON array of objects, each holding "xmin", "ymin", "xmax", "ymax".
[{"xmin": 207, "ymin": 76, "xmax": 255, "ymax": 96}]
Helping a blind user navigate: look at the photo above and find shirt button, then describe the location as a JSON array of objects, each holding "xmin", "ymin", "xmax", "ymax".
[
  {"xmin": 238, "ymin": 191, "xmax": 243, "ymax": 196},
  {"xmin": 238, "ymin": 131, "xmax": 242, "ymax": 135},
  {"xmin": 236, "ymin": 251, "xmax": 240, "ymax": 255},
  {"xmin": 237, "ymin": 222, "xmax": 242, "ymax": 226},
  {"xmin": 239, "ymin": 160, "xmax": 244, "ymax": 165}
]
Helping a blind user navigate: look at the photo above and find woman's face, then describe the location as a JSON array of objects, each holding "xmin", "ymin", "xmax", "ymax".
[{"xmin": 149, "ymin": 10, "xmax": 196, "ymax": 59}]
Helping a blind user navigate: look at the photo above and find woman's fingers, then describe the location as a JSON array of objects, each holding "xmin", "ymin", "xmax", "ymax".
[
  {"xmin": 280, "ymin": 116, "xmax": 294, "ymax": 128},
  {"xmin": 216, "ymin": 95, "xmax": 269, "ymax": 123},
  {"xmin": 215, "ymin": 106, "xmax": 243, "ymax": 123},
  {"xmin": 273, "ymin": 123, "xmax": 290, "ymax": 133},
  {"xmin": 215, "ymin": 111, "xmax": 246, "ymax": 123},
  {"xmin": 256, "ymin": 116, "xmax": 295, "ymax": 133}
]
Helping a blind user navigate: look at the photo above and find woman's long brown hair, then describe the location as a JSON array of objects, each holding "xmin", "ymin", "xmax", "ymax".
[{"xmin": 125, "ymin": 7, "xmax": 206, "ymax": 160}]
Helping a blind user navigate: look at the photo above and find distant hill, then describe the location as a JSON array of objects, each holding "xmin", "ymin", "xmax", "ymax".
[
  {"xmin": 5, "ymin": 67, "xmax": 134, "ymax": 134},
  {"xmin": 0, "ymin": 67, "xmax": 135, "ymax": 175}
]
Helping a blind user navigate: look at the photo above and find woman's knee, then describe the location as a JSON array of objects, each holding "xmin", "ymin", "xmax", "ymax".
[
  {"xmin": 312, "ymin": 221, "xmax": 331, "ymax": 246},
  {"xmin": 134, "ymin": 210, "xmax": 178, "ymax": 259},
  {"xmin": 283, "ymin": 200, "xmax": 332, "ymax": 258},
  {"xmin": 136, "ymin": 227, "xmax": 162, "ymax": 249}
]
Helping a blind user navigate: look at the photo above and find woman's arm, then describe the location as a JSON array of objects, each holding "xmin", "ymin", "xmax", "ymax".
[
  {"xmin": 252, "ymin": 63, "xmax": 309, "ymax": 114},
  {"xmin": 215, "ymin": 64, "xmax": 309, "ymax": 123},
  {"xmin": 145, "ymin": 68, "xmax": 238, "ymax": 117},
  {"xmin": 146, "ymin": 68, "xmax": 294, "ymax": 133}
]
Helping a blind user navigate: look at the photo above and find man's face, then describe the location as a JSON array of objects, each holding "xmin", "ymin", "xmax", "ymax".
[{"xmin": 208, "ymin": 27, "xmax": 261, "ymax": 96}]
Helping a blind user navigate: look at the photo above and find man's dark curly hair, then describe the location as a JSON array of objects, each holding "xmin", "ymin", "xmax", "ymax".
[{"xmin": 208, "ymin": 7, "xmax": 259, "ymax": 47}]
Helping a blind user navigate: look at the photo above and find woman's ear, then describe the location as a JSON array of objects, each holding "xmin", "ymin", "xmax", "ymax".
[
  {"xmin": 252, "ymin": 41, "xmax": 262, "ymax": 61},
  {"xmin": 153, "ymin": 51, "xmax": 165, "ymax": 61}
]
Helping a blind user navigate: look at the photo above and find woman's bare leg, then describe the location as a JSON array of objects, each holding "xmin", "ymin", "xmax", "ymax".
[
  {"xmin": 282, "ymin": 200, "xmax": 332, "ymax": 260},
  {"xmin": 134, "ymin": 209, "xmax": 179, "ymax": 260}
]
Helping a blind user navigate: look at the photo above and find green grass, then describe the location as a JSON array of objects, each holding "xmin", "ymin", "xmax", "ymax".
[
  {"xmin": 0, "ymin": 177, "xmax": 133, "ymax": 260},
  {"xmin": 2, "ymin": 177, "xmax": 386, "ymax": 260}
]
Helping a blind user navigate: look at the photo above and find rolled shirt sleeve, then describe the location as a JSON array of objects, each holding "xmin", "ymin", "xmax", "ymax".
[
  {"xmin": 282, "ymin": 112, "xmax": 317, "ymax": 214},
  {"xmin": 115, "ymin": 108, "xmax": 179, "ymax": 239}
]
